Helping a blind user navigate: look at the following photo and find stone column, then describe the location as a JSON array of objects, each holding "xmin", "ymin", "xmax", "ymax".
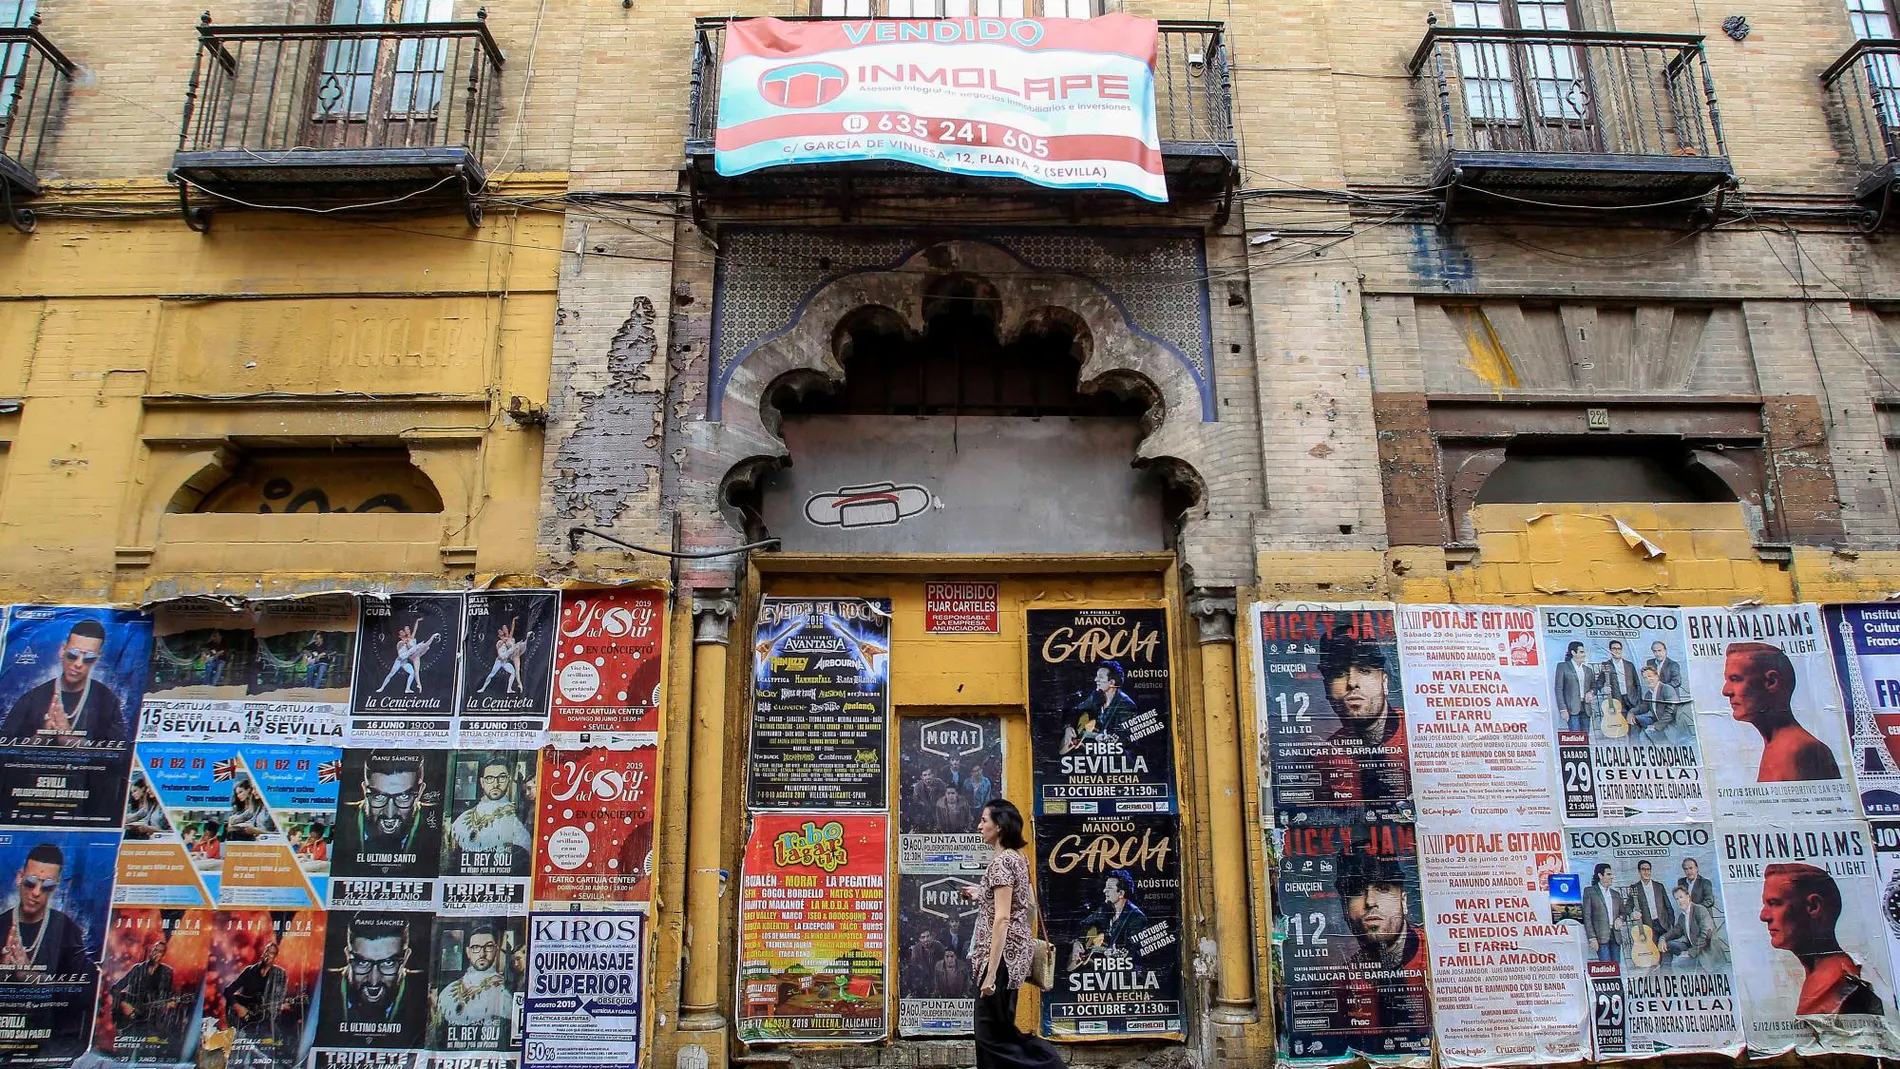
[
  {"xmin": 1190, "ymin": 589, "xmax": 1257, "ymax": 1021},
  {"xmin": 680, "ymin": 590, "xmax": 738, "ymax": 1032}
]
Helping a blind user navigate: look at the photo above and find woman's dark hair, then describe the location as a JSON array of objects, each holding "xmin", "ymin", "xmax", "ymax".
[{"xmin": 983, "ymin": 799, "xmax": 1028, "ymax": 850}]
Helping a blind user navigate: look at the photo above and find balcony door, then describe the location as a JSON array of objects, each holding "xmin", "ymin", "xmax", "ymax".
[
  {"xmin": 1451, "ymin": 0, "xmax": 1601, "ymax": 153},
  {"xmin": 307, "ymin": 0, "xmax": 453, "ymax": 151},
  {"xmin": 0, "ymin": 0, "xmax": 35, "ymax": 122},
  {"xmin": 812, "ymin": 0, "xmax": 1094, "ymax": 16},
  {"xmin": 1849, "ymin": 0, "xmax": 1900, "ymax": 150}
]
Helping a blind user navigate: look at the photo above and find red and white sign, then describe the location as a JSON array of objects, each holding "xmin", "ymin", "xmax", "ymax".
[
  {"xmin": 924, "ymin": 581, "xmax": 999, "ymax": 634},
  {"xmin": 551, "ymin": 587, "xmax": 666, "ymax": 745}
]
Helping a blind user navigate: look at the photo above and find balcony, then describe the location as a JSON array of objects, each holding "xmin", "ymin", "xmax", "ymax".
[
  {"xmin": 684, "ymin": 17, "xmax": 1237, "ymax": 218},
  {"xmin": 1823, "ymin": 39, "xmax": 1900, "ymax": 228},
  {"xmin": 0, "ymin": 18, "xmax": 75, "ymax": 233},
  {"xmin": 171, "ymin": 12, "xmax": 505, "ymax": 229},
  {"xmin": 1409, "ymin": 21, "xmax": 1733, "ymax": 220}
]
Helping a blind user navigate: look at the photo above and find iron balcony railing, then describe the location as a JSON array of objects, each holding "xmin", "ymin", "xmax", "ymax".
[
  {"xmin": 178, "ymin": 13, "xmax": 504, "ymax": 161},
  {"xmin": 0, "ymin": 17, "xmax": 75, "ymax": 191},
  {"xmin": 687, "ymin": 17, "xmax": 1234, "ymax": 155},
  {"xmin": 1823, "ymin": 39, "xmax": 1900, "ymax": 188},
  {"xmin": 1409, "ymin": 22, "xmax": 1726, "ymax": 162}
]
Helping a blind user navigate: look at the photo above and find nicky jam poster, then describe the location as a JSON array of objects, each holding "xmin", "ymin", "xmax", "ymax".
[
  {"xmin": 1026, "ymin": 607, "xmax": 1177, "ymax": 817},
  {"xmin": 748, "ymin": 598, "xmax": 891, "ymax": 811}
]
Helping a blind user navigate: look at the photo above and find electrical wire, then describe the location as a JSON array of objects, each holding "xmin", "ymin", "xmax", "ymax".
[{"xmin": 568, "ymin": 527, "xmax": 780, "ymax": 558}]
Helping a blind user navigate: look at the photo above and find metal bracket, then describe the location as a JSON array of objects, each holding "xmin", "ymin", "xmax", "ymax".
[
  {"xmin": 0, "ymin": 182, "xmax": 32, "ymax": 235},
  {"xmin": 1862, "ymin": 180, "xmax": 1894, "ymax": 235},
  {"xmin": 1435, "ymin": 166, "xmax": 1464, "ymax": 226},
  {"xmin": 175, "ymin": 177, "xmax": 211, "ymax": 233},
  {"xmin": 460, "ymin": 167, "xmax": 483, "ymax": 228},
  {"xmin": 1213, "ymin": 170, "xmax": 1236, "ymax": 229}
]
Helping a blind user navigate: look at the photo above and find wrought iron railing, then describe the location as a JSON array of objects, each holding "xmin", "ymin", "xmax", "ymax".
[
  {"xmin": 1823, "ymin": 39, "xmax": 1900, "ymax": 183},
  {"xmin": 0, "ymin": 18, "xmax": 74, "ymax": 187},
  {"xmin": 178, "ymin": 13, "xmax": 504, "ymax": 160},
  {"xmin": 687, "ymin": 17, "xmax": 1233, "ymax": 154},
  {"xmin": 1408, "ymin": 21, "xmax": 1726, "ymax": 162}
]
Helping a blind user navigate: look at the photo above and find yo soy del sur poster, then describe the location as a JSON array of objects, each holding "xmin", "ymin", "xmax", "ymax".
[
  {"xmin": 1541, "ymin": 607, "xmax": 1709, "ymax": 823},
  {"xmin": 1561, "ymin": 825, "xmax": 1743, "ymax": 1059},
  {"xmin": 1036, "ymin": 813, "xmax": 1185, "ymax": 1039},
  {"xmin": 139, "ymin": 600, "xmax": 254, "ymax": 745},
  {"xmin": 898, "ymin": 715, "xmax": 1003, "ymax": 873},
  {"xmin": 200, "ymin": 907, "xmax": 326, "ymax": 1069},
  {"xmin": 550, "ymin": 587, "xmax": 667, "ymax": 748},
  {"xmin": 749, "ymin": 598, "xmax": 891, "ymax": 811},
  {"xmin": 0, "ymin": 605, "xmax": 151, "ymax": 827},
  {"xmin": 328, "ymin": 749, "xmax": 448, "ymax": 912},
  {"xmin": 349, "ymin": 593, "xmax": 463, "ymax": 748},
  {"xmin": 532, "ymin": 747, "xmax": 657, "ymax": 907},
  {"xmin": 247, "ymin": 595, "xmax": 355, "ymax": 745},
  {"xmin": 523, "ymin": 912, "xmax": 644, "ymax": 1069},
  {"xmin": 1826, "ymin": 604, "xmax": 1900, "ymax": 817},
  {"xmin": 441, "ymin": 749, "xmax": 538, "ymax": 916},
  {"xmin": 458, "ymin": 591, "xmax": 558, "ymax": 749},
  {"xmin": 85, "ymin": 906, "xmax": 210, "ymax": 1069},
  {"xmin": 1274, "ymin": 819, "xmax": 1431, "ymax": 1065},
  {"xmin": 1026, "ymin": 607, "xmax": 1177, "ymax": 817},
  {"xmin": 0, "ymin": 828, "xmax": 119, "ymax": 1067},
  {"xmin": 1254, "ymin": 605, "xmax": 1412, "ymax": 823},
  {"xmin": 312, "ymin": 909, "xmax": 433, "ymax": 1069},
  {"xmin": 1686, "ymin": 605, "xmax": 1857, "ymax": 823}
]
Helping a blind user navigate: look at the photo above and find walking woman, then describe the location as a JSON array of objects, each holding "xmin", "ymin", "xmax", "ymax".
[{"xmin": 960, "ymin": 799, "xmax": 1063, "ymax": 1069}]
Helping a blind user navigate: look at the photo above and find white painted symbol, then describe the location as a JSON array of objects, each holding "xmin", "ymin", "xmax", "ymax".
[{"xmin": 805, "ymin": 482, "xmax": 932, "ymax": 529}]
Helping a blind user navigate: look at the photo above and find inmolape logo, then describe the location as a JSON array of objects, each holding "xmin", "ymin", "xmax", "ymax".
[{"xmin": 759, "ymin": 61, "xmax": 849, "ymax": 108}]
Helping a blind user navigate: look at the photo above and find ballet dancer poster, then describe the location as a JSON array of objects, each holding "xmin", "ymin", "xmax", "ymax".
[
  {"xmin": 457, "ymin": 591, "xmax": 557, "ymax": 748},
  {"xmin": 0, "ymin": 827, "xmax": 120, "ymax": 1066},
  {"xmin": 0, "ymin": 605, "xmax": 152, "ymax": 827},
  {"xmin": 349, "ymin": 593, "xmax": 463, "ymax": 748}
]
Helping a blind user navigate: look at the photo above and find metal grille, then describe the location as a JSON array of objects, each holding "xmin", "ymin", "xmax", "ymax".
[
  {"xmin": 1824, "ymin": 39, "xmax": 1900, "ymax": 179},
  {"xmin": 0, "ymin": 17, "xmax": 71, "ymax": 182}
]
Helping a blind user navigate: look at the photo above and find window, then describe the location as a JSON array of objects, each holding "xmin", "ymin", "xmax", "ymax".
[
  {"xmin": 315, "ymin": 0, "xmax": 451, "ymax": 124},
  {"xmin": 192, "ymin": 449, "xmax": 444, "ymax": 515},
  {"xmin": 815, "ymin": 0, "xmax": 1088, "ymax": 16},
  {"xmin": 1450, "ymin": 0, "xmax": 1589, "ymax": 129},
  {"xmin": 1847, "ymin": 0, "xmax": 1900, "ymax": 134},
  {"xmin": 0, "ymin": 0, "xmax": 37, "ymax": 121}
]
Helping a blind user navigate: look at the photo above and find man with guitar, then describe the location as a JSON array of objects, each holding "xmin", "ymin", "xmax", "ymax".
[
  {"xmin": 109, "ymin": 935, "xmax": 177, "ymax": 1056},
  {"xmin": 223, "ymin": 938, "xmax": 293, "ymax": 1063},
  {"xmin": 1626, "ymin": 861, "xmax": 1676, "ymax": 969},
  {"xmin": 1067, "ymin": 870, "xmax": 1147, "ymax": 970}
]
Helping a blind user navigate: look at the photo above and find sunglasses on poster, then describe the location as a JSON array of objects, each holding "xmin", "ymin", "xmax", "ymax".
[
  {"xmin": 17, "ymin": 876, "xmax": 57, "ymax": 894},
  {"xmin": 60, "ymin": 650, "xmax": 100, "ymax": 665}
]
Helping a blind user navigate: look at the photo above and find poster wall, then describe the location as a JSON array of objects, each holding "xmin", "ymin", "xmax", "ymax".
[
  {"xmin": 349, "ymin": 593, "xmax": 463, "ymax": 748},
  {"xmin": 458, "ymin": 591, "xmax": 558, "ymax": 749},
  {"xmin": 0, "ymin": 827, "xmax": 119, "ymax": 1066},
  {"xmin": 1036, "ymin": 813, "xmax": 1185, "ymax": 1038},
  {"xmin": 1826, "ymin": 604, "xmax": 1900, "ymax": 817},
  {"xmin": 1541, "ymin": 608, "xmax": 1709, "ymax": 823},
  {"xmin": 736, "ymin": 813, "xmax": 888, "ymax": 1043},
  {"xmin": 532, "ymin": 747, "xmax": 657, "ymax": 907},
  {"xmin": 88, "ymin": 905, "xmax": 210, "ymax": 1069},
  {"xmin": 1274, "ymin": 820, "xmax": 1432, "ymax": 1063},
  {"xmin": 312, "ymin": 909, "xmax": 433, "ymax": 1069},
  {"xmin": 1396, "ymin": 605, "xmax": 1557, "ymax": 822},
  {"xmin": 897, "ymin": 715, "xmax": 1002, "ymax": 873},
  {"xmin": 1720, "ymin": 820, "xmax": 1899, "ymax": 1055},
  {"xmin": 443, "ymin": 749, "xmax": 538, "ymax": 915},
  {"xmin": 550, "ymin": 587, "xmax": 667, "ymax": 747},
  {"xmin": 429, "ymin": 914, "xmax": 527, "ymax": 1069},
  {"xmin": 1254, "ymin": 606, "xmax": 1412, "ymax": 821},
  {"xmin": 328, "ymin": 749, "xmax": 448, "ymax": 911},
  {"xmin": 1026, "ymin": 607, "xmax": 1176, "ymax": 817},
  {"xmin": 200, "ymin": 907, "xmax": 326, "ymax": 1069},
  {"xmin": 1561, "ymin": 825, "xmax": 1743, "ymax": 1058},
  {"xmin": 523, "ymin": 912, "xmax": 644, "ymax": 1069},
  {"xmin": 1686, "ymin": 606, "xmax": 1857, "ymax": 822},
  {"xmin": 1417, "ymin": 821, "xmax": 1591, "ymax": 1066},
  {"xmin": 748, "ymin": 598, "xmax": 891, "ymax": 811},
  {"xmin": 895, "ymin": 872, "xmax": 980, "ymax": 1038},
  {"xmin": 247, "ymin": 595, "xmax": 355, "ymax": 745}
]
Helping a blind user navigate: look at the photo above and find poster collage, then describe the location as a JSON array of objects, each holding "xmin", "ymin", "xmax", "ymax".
[
  {"xmin": 1256, "ymin": 601, "xmax": 1900, "ymax": 1067},
  {"xmin": 0, "ymin": 588, "xmax": 665, "ymax": 1069}
]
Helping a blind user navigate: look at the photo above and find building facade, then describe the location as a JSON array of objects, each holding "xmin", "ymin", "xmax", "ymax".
[{"xmin": 8, "ymin": 0, "xmax": 1900, "ymax": 1065}]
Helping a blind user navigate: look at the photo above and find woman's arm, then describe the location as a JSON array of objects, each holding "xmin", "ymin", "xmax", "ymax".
[{"xmin": 983, "ymin": 883, "xmax": 1012, "ymax": 994}]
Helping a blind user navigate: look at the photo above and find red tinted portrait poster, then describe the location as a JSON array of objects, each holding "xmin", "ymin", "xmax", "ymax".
[
  {"xmin": 550, "ymin": 588, "xmax": 667, "ymax": 746},
  {"xmin": 90, "ymin": 907, "xmax": 211, "ymax": 1068},
  {"xmin": 532, "ymin": 747, "xmax": 658, "ymax": 905},
  {"xmin": 199, "ymin": 908, "xmax": 326, "ymax": 1069}
]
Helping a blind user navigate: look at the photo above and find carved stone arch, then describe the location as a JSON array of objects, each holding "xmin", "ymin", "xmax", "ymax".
[{"xmin": 1447, "ymin": 446, "xmax": 1510, "ymax": 544}]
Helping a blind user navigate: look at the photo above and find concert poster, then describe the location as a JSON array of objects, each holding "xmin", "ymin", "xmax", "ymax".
[
  {"xmin": 219, "ymin": 744, "xmax": 340, "ymax": 910},
  {"xmin": 0, "ymin": 827, "xmax": 117, "ymax": 1066},
  {"xmin": 549, "ymin": 587, "xmax": 667, "ymax": 747},
  {"xmin": 898, "ymin": 715, "xmax": 1003, "ymax": 873},
  {"xmin": 1720, "ymin": 819, "xmax": 1900, "ymax": 1056},
  {"xmin": 199, "ymin": 908, "xmax": 325, "ymax": 1069},
  {"xmin": 1685, "ymin": 606, "xmax": 1857, "ymax": 823},
  {"xmin": 523, "ymin": 912, "xmax": 645, "ymax": 1069},
  {"xmin": 457, "ymin": 591, "xmax": 558, "ymax": 749},
  {"xmin": 896, "ymin": 873, "xmax": 981, "ymax": 1037},
  {"xmin": 119, "ymin": 743, "xmax": 232, "ymax": 906},
  {"xmin": 87, "ymin": 906, "xmax": 209, "ymax": 1069},
  {"xmin": 1416, "ymin": 819, "xmax": 1591, "ymax": 1066},
  {"xmin": 441, "ymin": 749, "xmax": 537, "ymax": 915},
  {"xmin": 1254, "ymin": 605, "xmax": 1412, "ymax": 823},
  {"xmin": 1561, "ymin": 825, "xmax": 1742, "ymax": 1058},
  {"xmin": 139, "ymin": 600, "xmax": 254, "ymax": 744},
  {"xmin": 428, "ymin": 915, "xmax": 526, "ymax": 1067},
  {"xmin": 748, "ymin": 597, "xmax": 891, "ymax": 811},
  {"xmin": 1871, "ymin": 822, "xmax": 1900, "ymax": 1040},
  {"xmin": 328, "ymin": 749, "xmax": 447, "ymax": 912},
  {"xmin": 532, "ymin": 747, "xmax": 656, "ymax": 907},
  {"xmin": 246, "ymin": 594, "xmax": 355, "ymax": 745},
  {"xmin": 348, "ymin": 592, "xmax": 463, "ymax": 748},
  {"xmin": 0, "ymin": 605, "xmax": 151, "ymax": 827},
  {"xmin": 1035, "ymin": 813, "xmax": 1185, "ymax": 1039},
  {"xmin": 736, "ymin": 812, "xmax": 889, "ymax": 1043},
  {"xmin": 1273, "ymin": 819, "xmax": 1431, "ymax": 1064},
  {"xmin": 312, "ymin": 909, "xmax": 433, "ymax": 1069},
  {"xmin": 1825, "ymin": 604, "xmax": 1900, "ymax": 817},
  {"xmin": 1026, "ymin": 607, "xmax": 1176, "ymax": 818},
  {"xmin": 1396, "ymin": 605, "xmax": 1558, "ymax": 822}
]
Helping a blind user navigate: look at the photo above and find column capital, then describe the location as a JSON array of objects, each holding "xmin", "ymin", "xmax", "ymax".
[
  {"xmin": 692, "ymin": 590, "xmax": 739, "ymax": 646},
  {"xmin": 1186, "ymin": 588, "xmax": 1237, "ymax": 645}
]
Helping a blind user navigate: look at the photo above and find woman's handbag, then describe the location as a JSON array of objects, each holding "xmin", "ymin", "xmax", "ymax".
[{"xmin": 1026, "ymin": 878, "xmax": 1056, "ymax": 989}]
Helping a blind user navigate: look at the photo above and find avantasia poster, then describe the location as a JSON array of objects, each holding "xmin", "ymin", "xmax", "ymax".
[
  {"xmin": 1826, "ymin": 604, "xmax": 1900, "ymax": 817},
  {"xmin": 532, "ymin": 747, "xmax": 656, "ymax": 907},
  {"xmin": 0, "ymin": 828, "xmax": 119, "ymax": 1066},
  {"xmin": 1026, "ymin": 608, "xmax": 1176, "ymax": 817},
  {"xmin": 428, "ymin": 914, "xmax": 527, "ymax": 1068},
  {"xmin": 313, "ymin": 909, "xmax": 433, "ymax": 1069},
  {"xmin": 329, "ymin": 749, "xmax": 448, "ymax": 911},
  {"xmin": 0, "ymin": 605, "xmax": 151, "ymax": 826},
  {"xmin": 442, "ymin": 749, "xmax": 538, "ymax": 915},
  {"xmin": 550, "ymin": 587, "xmax": 667, "ymax": 746},
  {"xmin": 201, "ymin": 908, "xmax": 326, "ymax": 1069},
  {"xmin": 737, "ymin": 813, "xmax": 888, "ymax": 1043},
  {"xmin": 87, "ymin": 906, "xmax": 210, "ymax": 1069},
  {"xmin": 349, "ymin": 593, "xmax": 464, "ymax": 748},
  {"xmin": 1254, "ymin": 606, "xmax": 1411, "ymax": 823},
  {"xmin": 1035, "ymin": 813, "xmax": 1185, "ymax": 1038},
  {"xmin": 1274, "ymin": 820, "xmax": 1431, "ymax": 1064},
  {"xmin": 1562, "ymin": 825, "xmax": 1743, "ymax": 1058},
  {"xmin": 458, "ymin": 591, "xmax": 558, "ymax": 749},
  {"xmin": 523, "ymin": 912, "xmax": 645, "ymax": 1069},
  {"xmin": 749, "ymin": 598, "xmax": 891, "ymax": 811},
  {"xmin": 898, "ymin": 716, "xmax": 1003, "ymax": 873},
  {"xmin": 1542, "ymin": 608, "xmax": 1710, "ymax": 823},
  {"xmin": 896, "ymin": 873, "xmax": 981, "ymax": 1037}
]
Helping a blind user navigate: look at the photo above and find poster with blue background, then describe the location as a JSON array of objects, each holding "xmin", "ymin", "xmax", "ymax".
[{"xmin": 0, "ymin": 827, "xmax": 120, "ymax": 1065}]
